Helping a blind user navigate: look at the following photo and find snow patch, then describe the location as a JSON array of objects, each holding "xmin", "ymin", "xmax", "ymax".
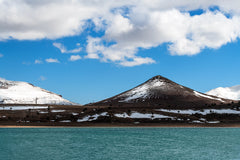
[
  {"xmin": 156, "ymin": 109, "xmax": 240, "ymax": 115},
  {"xmin": 72, "ymin": 113, "xmax": 79, "ymax": 116},
  {"xmin": 59, "ymin": 120, "xmax": 71, "ymax": 123},
  {"xmin": 0, "ymin": 106, "xmax": 48, "ymax": 110},
  {"xmin": 191, "ymin": 120, "xmax": 204, "ymax": 123},
  {"xmin": 207, "ymin": 121, "xmax": 220, "ymax": 123},
  {"xmin": 51, "ymin": 110, "xmax": 65, "ymax": 112},
  {"xmin": 114, "ymin": 112, "xmax": 173, "ymax": 119},
  {"xmin": 118, "ymin": 79, "xmax": 165, "ymax": 102},
  {"xmin": 77, "ymin": 112, "xmax": 108, "ymax": 122},
  {"xmin": 39, "ymin": 111, "xmax": 48, "ymax": 114}
]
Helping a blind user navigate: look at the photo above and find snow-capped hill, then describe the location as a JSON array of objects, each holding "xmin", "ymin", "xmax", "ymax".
[
  {"xmin": 115, "ymin": 75, "xmax": 225, "ymax": 103},
  {"xmin": 206, "ymin": 85, "xmax": 240, "ymax": 100},
  {"xmin": 91, "ymin": 75, "xmax": 230, "ymax": 107},
  {"xmin": 116, "ymin": 75, "xmax": 186, "ymax": 102},
  {"xmin": 0, "ymin": 78, "xmax": 74, "ymax": 105}
]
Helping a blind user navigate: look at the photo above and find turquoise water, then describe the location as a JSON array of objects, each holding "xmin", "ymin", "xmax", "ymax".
[{"xmin": 1, "ymin": 128, "xmax": 240, "ymax": 160}]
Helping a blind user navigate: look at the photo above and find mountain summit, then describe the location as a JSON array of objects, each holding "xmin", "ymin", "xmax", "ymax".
[
  {"xmin": 91, "ymin": 75, "xmax": 232, "ymax": 108},
  {"xmin": 0, "ymin": 78, "xmax": 74, "ymax": 105}
]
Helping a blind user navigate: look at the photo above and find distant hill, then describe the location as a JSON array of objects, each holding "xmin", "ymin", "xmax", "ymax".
[
  {"xmin": 0, "ymin": 78, "xmax": 74, "ymax": 105},
  {"xmin": 206, "ymin": 85, "xmax": 240, "ymax": 100}
]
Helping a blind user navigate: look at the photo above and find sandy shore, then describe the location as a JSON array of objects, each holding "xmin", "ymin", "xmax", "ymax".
[{"xmin": 1, "ymin": 123, "xmax": 240, "ymax": 128}]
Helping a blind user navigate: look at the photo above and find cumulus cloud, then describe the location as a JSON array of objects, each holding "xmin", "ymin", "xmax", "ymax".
[
  {"xmin": 69, "ymin": 55, "xmax": 81, "ymax": 61},
  {"xmin": 167, "ymin": 11, "xmax": 240, "ymax": 55},
  {"xmin": 45, "ymin": 58, "xmax": 59, "ymax": 63},
  {"xmin": 1, "ymin": 0, "xmax": 240, "ymax": 66},
  {"xmin": 84, "ymin": 7, "xmax": 240, "ymax": 65},
  {"xmin": 86, "ymin": 36, "xmax": 155, "ymax": 66},
  {"xmin": 119, "ymin": 57, "xmax": 155, "ymax": 67},
  {"xmin": 0, "ymin": 0, "xmax": 130, "ymax": 40},
  {"xmin": 34, "ymin": 59, "xmax": 42, "ymax": 64},
  {"xmin": 53, "ymin": 42, "xmax": 82, "ymax": 53}
]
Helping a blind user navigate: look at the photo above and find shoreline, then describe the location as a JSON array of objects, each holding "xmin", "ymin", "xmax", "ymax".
[{"xmin": 2, "ymin": 123, "xmax": 240, "ymax": 128}]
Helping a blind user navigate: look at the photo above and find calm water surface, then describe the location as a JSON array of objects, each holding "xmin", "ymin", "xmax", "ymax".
[{"xmin": 1, "ymin": 128, "xmax": 240, "ymax": 160}]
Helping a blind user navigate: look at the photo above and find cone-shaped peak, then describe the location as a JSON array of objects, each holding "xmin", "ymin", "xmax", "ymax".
[
  {"xmin": 151, "ymin": 75, "xmax": 164, "ymax": 79},
  {"xmin": 91, "ymin": 75, "xmax": 230, "ymax": 107},
  {"xmin": 149, "ymin": 75, "xmax": 167, "ymax": 80},
  {"xmin": 146, "ymin": 75, "xmax": 176, "ymax": 85}
]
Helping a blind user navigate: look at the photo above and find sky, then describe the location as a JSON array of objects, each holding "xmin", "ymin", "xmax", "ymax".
[{"xmin": 1, "ymin": 0, "xmax": 240, "ymax": 104}]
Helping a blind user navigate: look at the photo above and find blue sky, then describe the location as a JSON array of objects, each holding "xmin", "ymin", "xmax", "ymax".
[{"xmin": 1, "ymin": 1, "xmax": 240, "ymax": 104}]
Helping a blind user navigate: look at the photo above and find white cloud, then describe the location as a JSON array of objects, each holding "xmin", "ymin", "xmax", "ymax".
[
  {"xmin": 45, "ymin": 58, "xmax": 59, "ymax": 63},
  {"xmin": 53, "ymin": 42, "xmax": 82, "ymax": 53},
  {"xmin": 84, "ymin": 8, "xmax": 240, "ymax": 66},
  {"xmin": 168, "ymin": 11, "xmax": 240, "ymax": 55},
  {"xmin": 39, "ymin": 76, "xmax": 46, "ymax": 81},
  {"xmin": 34, "ymin": 59, "xmax": 42, "ymax": 64},
  {"xmin": 85, "ymin": 37, "xmax": 103, "ymax": 59},
  {"xmin": 0, "ymin": 0, "xmax": 131, "ymax": 40},
  {"xmin": 1, "ymin": 0, "xmax": 240, "ymax": 66},
  {"xmin": 0, "ymin": 54, "xmax": 3, "ymax": 58},
  {"xmin": 1, "ymin": 0, "xmax": 240, "ymax": 40},
  {"xmin": 86, "ymin": 36, "xmax": 155, "ymax": 66},
  {"xmin": 69, "ymin": 55, "xmax": 81, "ymax": 61},
  {"xmin": 119, "ymin": 57, "xmax": 155, "ymax": 67}
]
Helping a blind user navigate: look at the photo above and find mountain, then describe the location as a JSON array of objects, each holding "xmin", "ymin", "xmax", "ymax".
[
  {"xmin": 0, "ymin": 78, "xmax": 74, "ymax": 105},
  {"xmin": 206, "ymin": 85, "xmax": 240, "ymax": 100},
  {"xmin": 91, "ymin": 75, "xmax": 232, "ymax": 108}
]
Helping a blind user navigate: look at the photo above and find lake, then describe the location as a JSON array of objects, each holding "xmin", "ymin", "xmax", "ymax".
[{"xmin": 1, "ymin": 128, "xmax": 240, "ymax": 160}]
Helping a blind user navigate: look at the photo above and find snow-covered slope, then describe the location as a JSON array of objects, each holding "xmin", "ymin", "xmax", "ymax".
[
  {"xmin": 0, "ymin": 78, "xmax": 74, "ymax": 105},
  {"xmin": 206, "ymin": 85, "xmax": 240, "ymax": 100},
  {"xmin": 117, "ymin": 77, "xmax": 167, "ymax": 102}
]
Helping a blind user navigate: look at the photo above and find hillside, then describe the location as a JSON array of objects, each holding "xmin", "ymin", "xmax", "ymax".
[
  {"xmin": 206, "ymin": 85, "xmax": 240, "ymax": 100},
  {"xmin": 0, "ymin": 78, "xmax": 74, "ymax": 105}
]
